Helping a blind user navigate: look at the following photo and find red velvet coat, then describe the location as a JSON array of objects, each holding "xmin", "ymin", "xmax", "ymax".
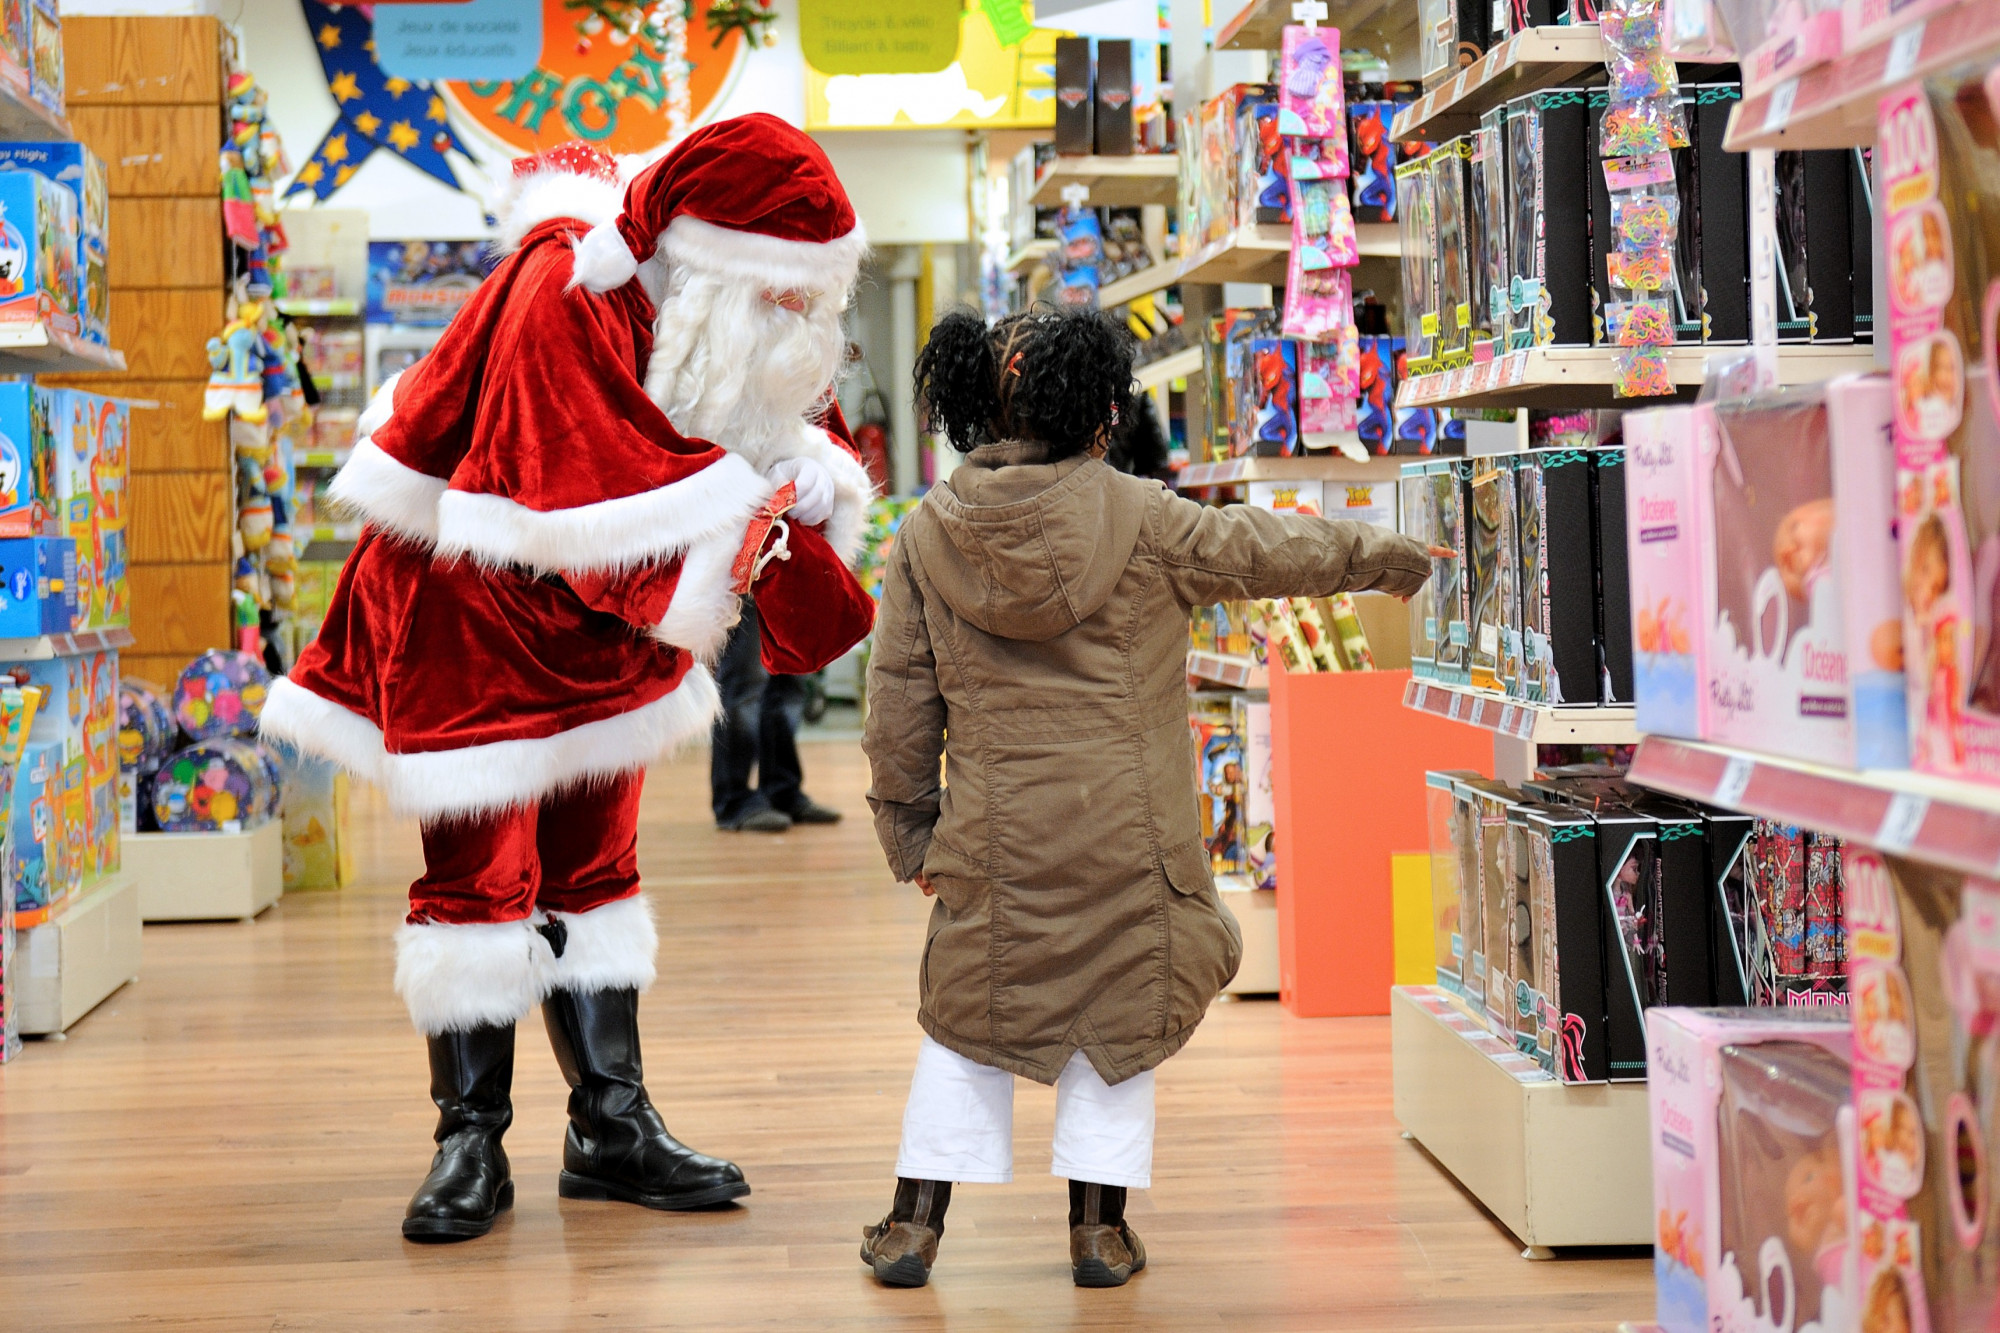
[{"xmin": 261, "ymin": 215, "xmax": 875, "ymax": 822}]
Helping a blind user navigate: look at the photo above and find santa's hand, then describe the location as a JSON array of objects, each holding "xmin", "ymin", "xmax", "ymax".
[{"xmin": 766, "ymin": 457, "xmax": 834, "ymax": 527}]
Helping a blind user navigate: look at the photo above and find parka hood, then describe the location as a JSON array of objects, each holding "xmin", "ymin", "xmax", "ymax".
[{"xmin": 910, "ymin": 442, "xmax": 1146, "ymax": 642}]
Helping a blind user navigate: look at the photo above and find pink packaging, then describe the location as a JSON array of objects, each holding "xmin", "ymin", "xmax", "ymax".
[
  {"xmin": 1278, "ymin": 25, "xmax": 1346, "ymax": 143},
  {"xmin": 1743, "ymin": 7, "xmax": 1843, "ymax": 97},
  {"xmin": 1842, "ymin": 0, "xmax": 1959, "ymax": 55},
  {"xmin": 1828, "ymin": 375, "xmax": 1909, "ymax": 769},
  {"xmin": 1627, "ymin": 403, "xmax": 1713, "ymax": 742},
  {"xmin": 1647, "ymin": 1006, "xmax": 1855, "ymax": 1333}
]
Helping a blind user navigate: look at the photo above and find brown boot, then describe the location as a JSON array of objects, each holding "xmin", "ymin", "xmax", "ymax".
[
  {"xmin": 1069, "ymin": 1180, "xmax": 1146, "ymax": 1287},
  {"xmin": 860, "ymin": 1178, "xmax": 951, "ymax": 1287}
]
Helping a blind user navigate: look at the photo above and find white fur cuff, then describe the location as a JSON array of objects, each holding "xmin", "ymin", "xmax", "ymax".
[
  {"xmin": 395, "ymin": 918, "xmax": 554, "ymax": 1035},
  {"xmin": 797, "ymin": 425, "xmax": 877, "ymax": 565},
  {"xmin": 546, "ymin": 893, "xmax": 658, "ymax": 994},
  {"xmin": 259, "ymin": 677, "xmax": 388, "ymax": 785},
  {"xmin": 326, "ymin": 437, "xmax": 447, "ymax": 547},
  {"xmin": 651, "ymin": 531, "xmax": 744, "ymax": 663},
  {"xmin": 570, "ymin": 221, "xmax": 642, "ymax": 294}
]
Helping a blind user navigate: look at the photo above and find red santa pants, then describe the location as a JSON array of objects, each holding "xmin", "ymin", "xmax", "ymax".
[{"xmin": 409, "ymin": 771, "xmax": 645, "ymax": 925}]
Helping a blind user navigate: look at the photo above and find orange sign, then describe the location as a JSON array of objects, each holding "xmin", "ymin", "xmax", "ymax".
[{"xmin": 446, "ymin": 0, "xmax": 742, "ymax": 155}]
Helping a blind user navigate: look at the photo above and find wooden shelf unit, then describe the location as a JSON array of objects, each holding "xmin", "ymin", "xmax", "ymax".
[{"xmin": 49, "ymin": 15, "xmax": 231, "ymax": 689}]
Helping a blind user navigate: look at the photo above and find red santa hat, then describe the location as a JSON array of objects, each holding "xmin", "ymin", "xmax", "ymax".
[
  {"xmin": 568, "ymin": 112, "xmax": 868, "ymax": 296},
  {"xmin": 488, "ymin": 140, "xmax": 626, "ymax": 257}
]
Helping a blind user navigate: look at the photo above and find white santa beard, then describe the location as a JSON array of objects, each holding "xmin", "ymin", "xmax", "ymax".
[{"xmin": 645, "ymin": 269, "xmax": 845, "ymax": 469}]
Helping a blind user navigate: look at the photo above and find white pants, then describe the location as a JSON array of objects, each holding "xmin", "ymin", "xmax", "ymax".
[{"xmin": 895, "ymin": 1035, "xmax": 1156, "ymax": 1189}]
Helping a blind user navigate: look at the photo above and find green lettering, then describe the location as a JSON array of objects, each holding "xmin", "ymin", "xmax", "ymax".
[
  {"xmin": 606, "ymin": 46, "xmax": 666, "ymax": 112},
  {"xmin": 562, "ymin": 78, "xmax": 617, "ymax": 141},
  {"xmin": 492, "ymin": 68, "xmax": 563, "ymax": 133}
]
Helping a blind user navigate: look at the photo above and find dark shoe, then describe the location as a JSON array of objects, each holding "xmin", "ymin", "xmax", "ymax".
[
  {"xmin": 403, "ymin": 1023, "xmax": 516, "ymax": 1243},
  {"xmin": 1069, "ymin": 1180, "xmax": 1146, "ymax": 1287},
  {"xmin": 860, "ymin": 1178, "xmax": 951, "ymax": 1287},
  {"xmin": 723, "ymin": 809, "xmax": 792, "ymax": 833},
  {"xmin": 783, "ymin": 798, "xmax": 842, "ymax": 825},
  {"xmin": 542, "ymin": 986, "xmax": 751, "ymax": 1210}
]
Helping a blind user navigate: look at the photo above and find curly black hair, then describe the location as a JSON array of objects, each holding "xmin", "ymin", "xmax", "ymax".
[{"xmin": 913, "ymin": 305, "xmax": 1136, "ymax": 460}]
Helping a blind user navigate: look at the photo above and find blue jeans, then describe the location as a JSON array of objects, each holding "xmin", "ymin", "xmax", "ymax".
[{"xmin": 709, "ymin": 600, "xmax": 808, "ymax": 825}]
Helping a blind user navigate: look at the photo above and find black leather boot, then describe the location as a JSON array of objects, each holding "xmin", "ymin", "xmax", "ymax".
[
  {"xmin": 542, "ymin": 986, "xmax": 750, "ymax": 1209},
  {"xmin": 402, "ymin": 1023, "xmax": 516, "ymax": 1242}
]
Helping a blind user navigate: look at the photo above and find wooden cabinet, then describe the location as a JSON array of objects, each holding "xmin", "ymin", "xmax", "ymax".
[{"xmin": 47, "ymin": 15, "xmax": 231, "ymax": 672}]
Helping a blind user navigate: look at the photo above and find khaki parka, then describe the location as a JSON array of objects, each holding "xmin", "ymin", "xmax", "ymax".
[{"xmin": 863, "ymin": 442, "xmax": 1431, "ymax": 1085}]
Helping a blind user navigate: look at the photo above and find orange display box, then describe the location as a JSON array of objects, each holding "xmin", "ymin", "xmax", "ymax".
[{"xmin": 1269, "ymin": 668, "xmax": 1492, "ymax": 1017}]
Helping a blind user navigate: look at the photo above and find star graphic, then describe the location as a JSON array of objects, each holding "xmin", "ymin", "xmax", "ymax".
[
  {"xmin": 328, "ymin": 70, "xmax": 361, "ymax": 104},
  {"xmin": 352, "ymin": 110, "xmax": 381, "ymax": 137},
  {"xmin": 321, "ymin": 132, "xmax": 349, "ymax": 165},
  {"xmin": 316, "ymin": 22, "xmax": 340, "ymax": 48},
  {"xmin": 294, "ymin": 160, "xmax": 324, "ymax": 186},
  {"xmin": 426, "ymin": 94, "xmax": 447, "ymax": 123},
  {"xmin": 384, "ymin": 76, "xmax": 412, "ymax": 98},
  {"xmin": 335, "ymin": 164, "xmax": 358, "ymax": 187},
  {"xmin": 387, "ymin": 120, "xmax": 420, "ymax": 153}
]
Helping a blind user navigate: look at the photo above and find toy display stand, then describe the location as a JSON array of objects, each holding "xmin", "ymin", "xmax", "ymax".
[
  {"xmin": 16, "ymin": 870, "xmax": 142, "ymax": 1035},
  {"xmin": 1391, "ymin": 986, "xmax": 1652, "ymax": 1253},
  {"xmin": 1219, "ymin": 877, "xmax": 1279, "ymax": 993},
  {"xmin": 125, "ymin": 819, "xmax": 282, "ymax": 922}
]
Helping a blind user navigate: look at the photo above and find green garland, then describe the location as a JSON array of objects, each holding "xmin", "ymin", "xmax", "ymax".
[{"xmin": 563, "ymin": 0, "xmax": 777, "ymax": 49}]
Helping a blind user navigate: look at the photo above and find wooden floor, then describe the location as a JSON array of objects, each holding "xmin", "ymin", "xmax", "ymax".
[{"xmin": 0, "ymin": 741, "xmax": 1653, "ymax": 1331}]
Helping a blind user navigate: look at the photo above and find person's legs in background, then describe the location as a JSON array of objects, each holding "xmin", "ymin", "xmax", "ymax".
[
  {"xmin": 709, "ymin": 600, "xmax": 789, "ymax": 832},
  {"xmin": 1050, "ymin": 1050, "xmax": 1154, "ymax": 1288},
  {"xmin": 758, "ymin": 670, "xmax": 840, "ymax": 824}
]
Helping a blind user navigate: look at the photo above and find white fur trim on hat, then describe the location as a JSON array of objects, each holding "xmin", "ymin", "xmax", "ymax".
[
  {"xmin": 659, "ymin": 215, "xmax": 868, "ymax": 294},
  {"xmin": 435, "ymin": 450, "xmax": 772, "ymax": 575},
  {"xmin": 395, "ymin": 918, "xmax": 554, "ymax": 1035},
  {"xmin": 570, "ymin": 221, "xmax": 643, "ymax": 294},
  {"xmin": 385, "ymin": 667, "xmax": 721, "ymax": 822},
  {"xmin": 650, "ymin": 529, "xmax": 744, "ymax": 664},
  {"xmin": 492, "ymin": 169, "xmax": 625, "ymax": 257},
  {"xmin": 259, "ymin": 676, "xmax": 387, "ymax": 784},
  {"xmin": 545, "ymin": 893, "xmax": 658, "ymax": 995}
]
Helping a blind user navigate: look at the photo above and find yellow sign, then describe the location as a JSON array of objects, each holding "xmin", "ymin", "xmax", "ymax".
[
  {"xmin": 800, "ymin": 0, "xmax": 962, "ymax": 75},
  {"xmin": 804, "ymin": 8, "xmax": 1058, "ymax": 130}
]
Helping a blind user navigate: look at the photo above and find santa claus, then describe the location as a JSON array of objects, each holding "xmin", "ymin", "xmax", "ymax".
[{"xmin": 260, "ymin": 116, "xmax": 877, "ymax": 1242}]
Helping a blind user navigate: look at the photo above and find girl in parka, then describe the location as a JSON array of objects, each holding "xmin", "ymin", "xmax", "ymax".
[{"xmin": 860, "ymin": 307, "xmax": 1432, "ymax": 1289}]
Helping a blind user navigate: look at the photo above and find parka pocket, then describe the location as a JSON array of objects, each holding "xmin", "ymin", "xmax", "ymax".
[
  {"xmin": 1160, "ymin": 839, "xmax": 1214, "ymax": 897},
  {"xmin": 921, "ymin": 835, "xmax": 985, "ymax": 916}
]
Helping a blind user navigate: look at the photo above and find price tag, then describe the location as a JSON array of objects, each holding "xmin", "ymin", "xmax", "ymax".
[
  {"xmin": 1500, "ymin": 704, "xmax": 1519, "ymax": 735},
  {"xmin": 1291, "ymin": 0, "xmax": 1329, "ymax": 21},
  {"xmin": 1875, "ymin": 791, "xmax": 1930, "ymax": 854},
  {"xmin": 1714, "ymin": 754, "xmax": 1755, "ymax": 808},
  {"xmin": 1762, "ymin": 78, "xmax": 1799, "ymax": 133},
  {"xmin": 1412, "ymin": 681, "xmax": 1429, "ymax": 710},
  {"xmin": 1448, "ymin": 690, "xmax": 1467, "ymax": 720},
  {"xmin": 1884, "ymin": 21, "xmax": 1925, "ymax": 83}
]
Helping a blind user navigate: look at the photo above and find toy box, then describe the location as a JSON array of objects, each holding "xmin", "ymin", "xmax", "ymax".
[
  {"xmin": 26, "ymin": 0, "xmax": 57, "ymax": 118},
  {"xmin": 1828, "ymin": 376, "xmax": 1905, "ymax": 768},
  {"xmin": 82, "ymin": 648, "xmax": 115, "ymax": 877},
  {"xmin": 0, "ymin": 143, "xmax": 107, "ymax": 346},
  {"xmin": 0, "ymin": 378, "xmax": 51, "ymax": 538},
  {"xmin": 1348, "ymin": 101, "xmax": 1396, "ymax": 223},
  {"xmin": 1193, "ymin": 710, "xmax": 1248, "ymax": 875},
  {"xmin": 280, "ymin": 750, "xmax": 353, "ymax": 891},
  {"xmin": 1593, "ymin": 447, "xmax": 1634, "ymax": 705},
  {"xmin": 93, "ymin": 394, "xmax": 128, "ymax": 629},
  {"xmin": 1464, "ymin": 457, "xmax": 1521, "ymax": 693},
  {"xmin": 1423, "ymin": 770, "xmax": 1481, "ymax": 991},
  {"xmin": 0, "ymin": 534, "xmax": 72, "ymax": 637},
  {"xmin": 0, "ymin": 167, "xmax": 75, "ymax": 335},
  {"xmin": 1446, "ymin": 775, "xmax": 1490, "ymax": 1005},
  {"xmin": 1473, "ymin": 110, "xmax": 1509, "ymax": 351},
  {"xmin": 1244, "ymin": 337, "xmax": 1299, "ymax": 457},
  {"xmin": 1646, "ymin": 1006, "xmax": 1854, "ymax": 1333},
  {"xmin": 1405, "ymin": 463, "xmax": 1438, "ymax": 676},
  {"xmin": 1627, "ymin": 404, "xmax": 1710, "ymax": 739},
  {"xmin": 1429, "ymin": 139, "xmax": 1472, "ymax": 365},
  {"xmin": 1357, "ymin": 334, "xmax": 1396, "ymax": 452},
  {"xmin": 1237, "ymin": 94, "xmax": 1288, "ymax": 229},
  {"xmin": 1515, "ymin": 799, "xmax": 1607, "ymax": 1080},
  {"xmin": 1428, "ymin": 461, "xmax": 1469, "ymax": 684},
  {"xmin": 1233, "ymin": 696, "xmax": 1275, "ymax": 892},
  {"xmin": 1506, "ymin": 90, "xmax": 1593, "ymax": 348},
  {"xmin": 1699, "ymin": 807, "xmax": 1757, "ymax": 1007},
  {"xmin": 1584, "ymin": 800, "xmax": 1658, "ymax": 1080},
  {"xmin": 1470, "ymin": 778, "xmax": 1525, "ymax": 1039},
  {"xmin": 1394, "ymin": 156, "xmax": 1437, "ymax": 369},
  {"xmin": 1513, "ymin": 453, "xmax": 1558, "ymax": 703},
  {"xmin": 9, "ymin": 737, "xmax": 59, "ymax": 924},
  {"xmin": 48, "ymin": 387, "xmax": 94, "ymax": 632}
]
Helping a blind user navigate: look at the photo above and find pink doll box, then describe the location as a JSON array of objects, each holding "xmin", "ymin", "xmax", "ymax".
[
  {"xmin": 1705, "ymin": 391, "xmax": 1856, "ymax": 767},
  {"xmin": 1827, "ymin": 374, "xmax": 1908, "ymax": 770},
  {"xmin": 1626, "ymin": 403, "xmax": 1714, "ymax": 743},
  {"xmin": 1648, "ymin": 1006, "xmax": 1855, "ymax": 1333}
]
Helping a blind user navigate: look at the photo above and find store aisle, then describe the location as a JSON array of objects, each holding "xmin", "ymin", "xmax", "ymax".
[{"xmin": 0, "ymin": 743, "xmax": 1648, "ymax": 1331}]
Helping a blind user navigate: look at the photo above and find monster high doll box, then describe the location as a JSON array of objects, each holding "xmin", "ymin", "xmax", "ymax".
[
  {"xmin": 1473, "ymin": 109, "xmax": 1509, "ymax": 354},
  {"xmin": 1531, "ymin": 449, "xmax": 1599, "ymax": 705},
  {"xmin": 1428, "ymin": 139, "xmax": 1473, "ymax": 365},
  {"xmin": 1593, "ymin": 448, "xmax": 1634, "ymax": 705},
  {"xmin": 1471, "ymin": 778, "xmax": 1526, "ymax": 1038},
  {"xmin": 0, "ymin": 534, "xmax": 72, "ymax": 638},
  {"xmin": 1396, "ymin": 154, "xmax": 1438, "ymax": 372},
  {"xmin": 0, "ymin": 380, "xmax": 52, "ymax": 539},
  {"xmin": 1464, "ymin": 457, "xmax": 1522, "ymax": 693},
  {"xmin": 1646, "ymin": 1007, "xmax": 1855, "ymax": 1333},
  {"xmin": 1404, "ymin": 463, "xmax": 1438, "ymax": 676},
  {"xmin": 1513, "ymin": 90, "xmax": 1593, "ymax": 348},
  {"xmin": 1514, "ymin": 800, "xmax": 1607, "ymax": 1080},
  {"xmin": 1700, "ymin": 807, "xmax": 1758, "ymax": 1008},
  {"xmin": 1447, "ymin": 774, "xmax": 1519, "ymax": 1006},
  {"xmin": 1512, "ymin": 453, "xmax": 1556, "ymax": 703},
  {"xmin": 1430, "ymin": 460, "xmax": 1471, "ymax": 684},
  {"xmin": 1424, "ymin": 768, "xmax": 1484, "ymax": 990},
  {"xmin": 0, "ymin": 143, "xmax": 105, "ymax": 346},
  {"xmin": 1461, "ymin": 131, "xmax": 1494, "ymax": 354},
  {"xmin": 0, "ymin": 167, "xmax": 76, "ymax": 336},
  {"xmin": 1691, "ymin": 86, "xmax": 1749, "ymax": 344}
]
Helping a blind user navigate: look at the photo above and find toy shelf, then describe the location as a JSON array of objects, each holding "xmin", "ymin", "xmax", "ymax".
[
  {"xmin": 1177, "ymin": 222, "xmax": 1399, "ymax": 289},
  {"xmin": 1395, "ymin": 344, "xmax": 1876, "ymax": 410},
  {"xmin": 1135, "ymin": 344, "xmax": 1203, "ymax": 390},
  {"xmin": 1724, "ymin": 0, "xmax": 2000, "ymax": 151},
  {"xmin": 1099, "ymin": 261, "xmax": 1176, "ymax": 308},
  {"xmin": 306, "ymin": 522, "xmax": 362, "ymax": 544},
  {"xmin": 1215, "ymin": 0, "xmax": 1409, "ymax": 51},
  {"xmin": 274, "ymin": 298, "xmax": 360, "ymax": 318},
  {"xmin": 0, "ymin": 626, "xmax": 134, "ymax": 661},
  {"xmin": 1030, "ymin": 154, "xmax": 1178, "ymax": 208},
  {"xmin": 1177, "ymin": 452, "xmax": 1404, "ymax": 490},
  {"xmin": 128, "ymin": 820, "xmax": 282, "ymax": 923},
  {"xmin": 1628, "ymin": 736, "xmax": 2000, "ymax": 882},
  {"xmin": 1403, "ymin": 677, "xmax": 1640, "ymax": 744},
  {"xmin": 0, "ymin": 62, "xmax": 68, "ymax": 142},
  {"xmin": 1188, "ymin": 650, "xmax": 1267, "ymax": 689},
  {"xmin": 1004, "ymin": 238, "xmax": 1056, "ymax": 276},
  {"xmin": 16, "ymin": 871, "xmax": 142, "ymax": 1036},
  {"xmin": 0, "ymin": 321, "xmax": 125, "ymax": 376},
  {"xmin": 1391, "ymin": 26, "xmax": 1609, "ymax": 141},
  {"xmin": 1391, "ymin": 985, "xmax": 1652, "ymax": 1251}
]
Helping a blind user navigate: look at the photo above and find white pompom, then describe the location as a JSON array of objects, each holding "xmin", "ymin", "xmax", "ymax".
[{"xmin": 568, "ymin": 221, "xmax": 640, "ymax": 294}]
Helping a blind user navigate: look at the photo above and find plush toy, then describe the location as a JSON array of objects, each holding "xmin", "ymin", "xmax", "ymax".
[{"xmin": 204, "ymin": 303, "xmax": 269, "ymax": 422}]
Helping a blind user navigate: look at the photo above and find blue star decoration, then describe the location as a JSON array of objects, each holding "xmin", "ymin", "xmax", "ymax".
[{"xmin": 286, "ymin": 0, "xmax": 476, "ymax": 202}]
